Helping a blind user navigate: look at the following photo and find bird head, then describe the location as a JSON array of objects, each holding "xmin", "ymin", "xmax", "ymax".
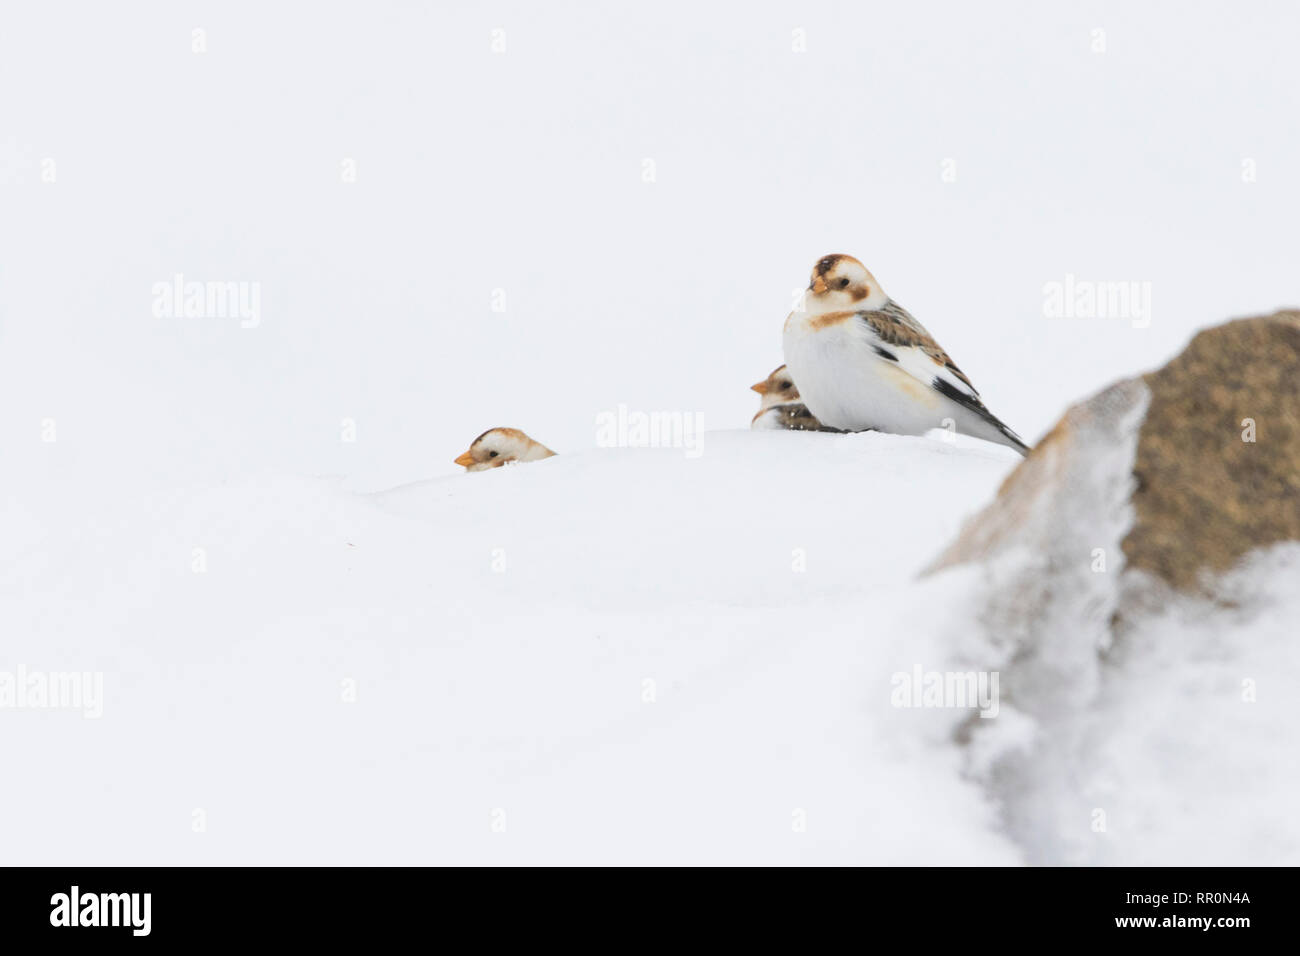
[
  {"xmin": 750, "ymin": 365, "xmax": 801, "ymax": 409},
  {"xmin": 454, "ymin": 427, "xmax": 552, "ymax": 471},
  {"xmin": 806, "ymin": 254, "xmax": 888, "ymax": 313}
]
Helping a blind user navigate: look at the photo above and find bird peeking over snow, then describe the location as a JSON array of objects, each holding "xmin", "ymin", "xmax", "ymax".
[
  {"xmin": 751, "ymin": 365, "xmax": 802, "ymax": 411},
  {"xmin": 782, "ymin": 254, "xmax": 1029, "ymax": 455},
  {"xmin": 454, "ymin": 427, "xmax": 556, "ymax": 471},
  {"xmin": 749, "ymin": 365, "xmax": 839, "ymax": 432}
]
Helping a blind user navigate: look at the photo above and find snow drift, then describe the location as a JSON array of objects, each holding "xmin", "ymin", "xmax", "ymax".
[{"xmin": 5, "ymin": 431, "xmax": 1026, "ymax": 864}]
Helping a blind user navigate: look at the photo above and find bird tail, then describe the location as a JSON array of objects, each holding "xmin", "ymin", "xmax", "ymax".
[
  {"xmin": 961, "ymin": 407, "xmax": 1029, "ymax": 455},
  {"xmin": 931, "ymin": 379, "xmax": 1031, "ymax": 456},
  {"xmin": 992, "ymin": 421, "xmax": 1030, "ymax": 456}
]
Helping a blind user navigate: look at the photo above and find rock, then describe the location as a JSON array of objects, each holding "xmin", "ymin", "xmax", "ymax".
[
  {"xmin": 931, "ymin": 311, "xmax": 1300, "ymax": 593},
  {"xmin": 1125, "ymin": 311, "xmax": 1300, "ymax": 590}
]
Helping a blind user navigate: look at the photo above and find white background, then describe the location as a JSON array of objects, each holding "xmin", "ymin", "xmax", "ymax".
[{"xmin": 4, "ymin": 1, "xmax": 1298, "ymax": 495}]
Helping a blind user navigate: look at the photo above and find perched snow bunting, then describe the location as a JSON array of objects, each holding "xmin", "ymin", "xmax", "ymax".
[
  {"xmin": 782, "ymin": 255, "xmax": 1029, "ymax": 455},
  {"xmin": 749, "ymin": 365, "xmax": 838, "ymax": 432},
  {"xmin": 454, "ymin": 427, "xmax": 556, "ymax": 471}
]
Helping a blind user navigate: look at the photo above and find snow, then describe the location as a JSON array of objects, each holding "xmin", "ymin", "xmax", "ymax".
[
  {"xmin": 5, "ymin": 423, "xmax": 1298, "ymax": 865},
  {"xmin": 1092, "ymin": 548, "xmax": 1300, "ymax": 865},
  {"xmin": 2, "ymin": 431, "xmax": 1023, "ymax": 864},
  {"xmin": 939, "ymin": 543, "xmax": 1300, "ymax": 867}
]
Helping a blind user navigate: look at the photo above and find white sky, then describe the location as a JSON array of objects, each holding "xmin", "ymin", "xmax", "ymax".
[{"xmin": 3, "ymin": 1, "xmax": 1297, "ymax": 493}]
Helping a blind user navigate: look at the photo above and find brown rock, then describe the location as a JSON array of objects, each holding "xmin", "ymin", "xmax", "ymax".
[
  {"xmin": 929, "ymin": 311, "xmax": 1300, "ymax": 592},
  {"xmin": 1124, "ymin": 311, "xmax": 1300, "ymax": 590}
]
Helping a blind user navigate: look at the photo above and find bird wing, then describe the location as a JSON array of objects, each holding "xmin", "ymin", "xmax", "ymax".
[
  {"xmin": 862, "ymin": 300, "xmax": 980, "ymax": 400},
  {"xmin": 856, "ymin": 301, "xmax": 1028, "ymax": 452}
]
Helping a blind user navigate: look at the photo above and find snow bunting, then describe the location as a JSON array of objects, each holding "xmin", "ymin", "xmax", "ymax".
[
  {"xmin": 750, "ymin": 365, "xmax": 802, "ymax": 411},
  {"xmin": 782, "ymin": 255, "xmax": 1029, "ymax": 454},
  {"xmin": 749, "ymin": 365, "xmax": 838, "ymax": 431},
  {"xmin": 454, "ymin": 427, "xmax": 556, "ymax": 471}
]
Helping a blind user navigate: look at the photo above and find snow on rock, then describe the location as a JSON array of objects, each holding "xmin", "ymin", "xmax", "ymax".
[{"xmin": 922, "ymin": 312, "xmax": 1300, "ymax": 865}]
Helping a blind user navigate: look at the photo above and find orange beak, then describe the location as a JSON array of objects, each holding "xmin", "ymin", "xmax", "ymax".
[
  {"xmin": 454, "ymin": 451, "xmax": 475, "ymax": 467},
  {"xmin": 751, "ymin": 381, "xmax": 768, "ymax": 394},
  {"xmin": 811, "ymin": 275, "xmax": 828, "ymax": 294}
]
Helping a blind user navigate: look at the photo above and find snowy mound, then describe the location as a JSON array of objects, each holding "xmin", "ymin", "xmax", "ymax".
[
  {"xmin": 7, "ymin": 430, "xmax": 1025, "ymax": 865},
  {"xmin": 6, "ymin": 422, "xmax": 1295, "ymax": 865}
]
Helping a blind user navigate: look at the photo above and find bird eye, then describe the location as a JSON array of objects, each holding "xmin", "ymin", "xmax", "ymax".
[
  {"xmin": 838, "ymin": 278, "xmax": 851, "ymax": 289},
  {"xmin": 489, "ymin": 450, "xmax": 498, "ymax": 458}
]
